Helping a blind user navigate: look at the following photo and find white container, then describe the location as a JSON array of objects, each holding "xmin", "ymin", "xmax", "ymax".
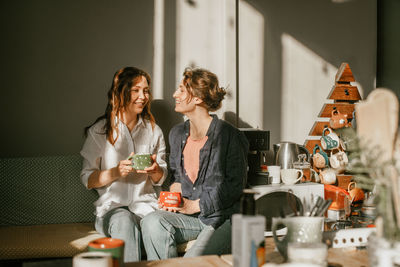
[{"xmin": 232, "ymin": 214, "xmax": 266, "ymax": 267}]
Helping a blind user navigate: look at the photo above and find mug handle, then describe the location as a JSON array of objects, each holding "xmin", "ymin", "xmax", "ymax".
[
  {"xmin": 272, "ymin": 219, "xmax": 288, "ymax": 256},
  {"xmin": 311, "ymin": 169, "xmax": 320, "ymax": 182},
  {"xmin": 296, "ymin": 170, "xmax": 303, "ymax": 183},
  {"xmin": 127, "ymin": 155, "xmax": 134, "ymax": 166},
  {"xmin": 348, "ymin": 181, "xmax": 356, "ymax": 191},
  {"xmin": 322, "ymin": 127, "xmax": 332, "ymax": 137}
]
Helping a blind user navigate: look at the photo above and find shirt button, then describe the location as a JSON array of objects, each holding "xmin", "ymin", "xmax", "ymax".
[{"xmin": 193, "ymin": 187, "xmax": 196, "ymax": 191}]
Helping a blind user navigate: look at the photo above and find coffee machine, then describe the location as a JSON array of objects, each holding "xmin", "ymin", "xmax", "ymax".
[{"xmin": 239, "ymin": 128, "xmax": 270, "ymax": 187}]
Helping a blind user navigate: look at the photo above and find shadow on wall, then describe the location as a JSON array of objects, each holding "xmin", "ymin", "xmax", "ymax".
[
  {"xmin": 151, "ymin": 99, "xmax": 184, "ymax": 153},
  {"xmin": 223, "ymin": 111, "xmax": 252, "ymax": 128}
]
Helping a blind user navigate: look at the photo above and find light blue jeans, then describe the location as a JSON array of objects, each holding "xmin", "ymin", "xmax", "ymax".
[
  {"xmin": 95, "ymin": 207, "xmax": 142, "ymax": 262},
  {"xmin": 140, "ymin": 210, "xmax": 231, "ymax": 260}
]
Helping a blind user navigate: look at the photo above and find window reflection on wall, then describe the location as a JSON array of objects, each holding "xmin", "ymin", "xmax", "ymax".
[
  {"xmin": 238, "ymin": 0, "xmax": 264, "ymax": 129},
  {"xmin": 175, "ymin": 0, "xmax": 237, "ymax": 119},
  {"xmin": 281, "ymin": 33, "xmax": 338, "ymax": 145}
]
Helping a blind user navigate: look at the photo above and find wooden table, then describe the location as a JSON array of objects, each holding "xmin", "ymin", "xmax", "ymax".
[{"xmin": 126, "ymin": 237, "xmax": 369, "ymax": 267}]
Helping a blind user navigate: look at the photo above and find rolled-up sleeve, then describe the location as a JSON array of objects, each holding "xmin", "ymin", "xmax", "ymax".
[
  {"xmin": 199, "ymin": 130, "xmax": 248, "ymax": 217},
  {"xmin": 80, "ymin": 130, "xmax": 102, "ymax": 189}
]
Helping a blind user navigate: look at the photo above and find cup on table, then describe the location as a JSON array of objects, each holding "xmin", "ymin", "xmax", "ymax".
[
  {"xmin": 73, "ymin": 251, "xmax": 113, "ymax": 267},
  {"xmin": 280, "ymin": 169, "xmax": 303, "ymax": 185},
  {"xmin": 159, "ymin": 191, "xmax": 182, "ymax": 207},
  {"xmin": 272, "ymin": 216, "xmax": 324, "ymax": 259},
  {"xmin": 268, "ymin": 165, "xmax": 281, "ymax": 184},
  {"xmin": 288, "ymin": 242, "xmax": 327, "ymax": 266},
  {"xmin": 88, "ymin": 237, "xmax": 124, "ymax": 267},
  {"xmin": 128, "ymin": 153, "xmax": 152, "ymax": 170}
]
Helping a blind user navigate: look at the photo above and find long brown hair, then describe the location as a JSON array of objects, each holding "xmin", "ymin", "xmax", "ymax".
[{"xmin": 84, "ymin": 67, "xmax": 155, "ymax": 144}]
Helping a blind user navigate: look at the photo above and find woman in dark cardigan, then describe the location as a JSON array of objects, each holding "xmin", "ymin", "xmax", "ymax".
[{"xmin": 141, "ymin": 67, "xmax": 249, "ymax": 259}]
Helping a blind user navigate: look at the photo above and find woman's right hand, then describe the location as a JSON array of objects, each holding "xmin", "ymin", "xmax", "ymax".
[{"xmin": 115, "ymin": 159, "xmax": 135, "ymax": 178}]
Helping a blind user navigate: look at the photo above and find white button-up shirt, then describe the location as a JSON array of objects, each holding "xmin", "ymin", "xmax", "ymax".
[{"xmin": 80, "ymin": 116, "xmax": 167, "ymax": 218}]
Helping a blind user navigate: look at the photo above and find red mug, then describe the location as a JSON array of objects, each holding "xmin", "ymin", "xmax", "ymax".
[{"xmin": 159, "ymin": 191, "xmax": 182, "ymax": 207}]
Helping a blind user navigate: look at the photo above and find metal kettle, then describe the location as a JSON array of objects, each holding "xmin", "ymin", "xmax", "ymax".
[{"xmin": 273, "ymin": 142, "xmax": 310, "ymax": 169}]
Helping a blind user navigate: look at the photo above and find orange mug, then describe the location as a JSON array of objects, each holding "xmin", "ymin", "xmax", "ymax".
[
  {"xmin": 88, "ymin": 237, "xmax": 124, "ymax": 267},
  {"xmin": 159, "ymin": 191, "xmax": 182, "ymax": 207}
]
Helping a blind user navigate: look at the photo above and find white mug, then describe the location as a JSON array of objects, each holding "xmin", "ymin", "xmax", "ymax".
[
  {"xmin": 320, "ymin": 168, "xmax": 336, "ymax": 185},
  {"xmin": 281, "ymin": 169, "xmax": 303, "ymax": 185},
  {"xmin": 329, "ymin": 150, "xmax": 348, "ymax": 170},
  {"xmin": 268, "ymin": 165, "xmax": 281, "ymax": 184}
]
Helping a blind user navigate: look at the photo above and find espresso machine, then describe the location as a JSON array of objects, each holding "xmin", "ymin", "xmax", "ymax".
[{"xmin": 239, "ymin": 128, "xmax": 270, "ymax": 187}]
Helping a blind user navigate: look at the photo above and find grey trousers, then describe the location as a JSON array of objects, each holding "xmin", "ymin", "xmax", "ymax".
[
  {"xmin": 140, "ymin": 210, "xmax": 231, "ymax": 260},
  {"xmin": 95, "ymin": 207, "xmax": 142, "ymax": 262}
]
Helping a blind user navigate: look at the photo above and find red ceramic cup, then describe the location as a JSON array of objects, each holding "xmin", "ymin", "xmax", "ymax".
[
  {"xmin": 88, "ymin": 237, "xmax": 124, "ymax": 267},
  {"xmin": 159, "ymin": 191, "xmax": 182, "ymax": 207}
]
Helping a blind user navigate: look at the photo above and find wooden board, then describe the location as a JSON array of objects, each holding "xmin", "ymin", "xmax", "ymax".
[
  {"xmin": 304, "ymin": 139, "xmax": 321, "ymax": 154},
  {"xmin": 309, "ymin": 121, "xmax": 332, "ymax": 136},
  {"xmin": 335, "ymin": 62, "xmax": 355, "ymax": 83},
  {"xmin": 318, "ymin": 103, "xmax": 355, "ymax": 118},
  {"xmin": 328, "ymin": 85, "xmax": 361, "ymax": 101},
  {"xmin": 337, "ymin": 175, "xmax": 353, "ymax": 190}
]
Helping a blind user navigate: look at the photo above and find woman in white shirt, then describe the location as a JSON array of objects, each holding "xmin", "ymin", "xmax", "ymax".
[{"xmin": 80, "ymin": 67, "xmax": 167, "ymax": 262}]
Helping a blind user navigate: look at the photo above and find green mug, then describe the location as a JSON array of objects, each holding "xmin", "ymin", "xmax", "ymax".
[
  {"xmin": 128, "ymin": 153, "xmax": 152, "ymax": 170},
  {"xmin": 88, "ymin": 237, "xmax": 124, "ymax": 267}
]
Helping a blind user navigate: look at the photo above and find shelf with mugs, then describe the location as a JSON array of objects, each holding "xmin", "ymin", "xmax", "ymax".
[{"xmin": 303, "ymin": 62, "xmax": 362, "ymax": 192}]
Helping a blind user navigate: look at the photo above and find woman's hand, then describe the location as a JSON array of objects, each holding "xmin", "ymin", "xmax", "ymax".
[
  {"xmin": 115, "ymin": 158, "xmax": 135, "ymax": 178},
  {"xmin": 136, "ymin": 154, "xmax": 164, "ymax": 183},
  {"xmin": 179, "ymin": 198, "xmax": 200, "ymax": 214},
  {"xmin": 87, "ymin": 154, "xmax": 134, "ymax": 189},
  {"xmin": 158, "ymin": 198, "xmax": 200, "ymax": 214}
]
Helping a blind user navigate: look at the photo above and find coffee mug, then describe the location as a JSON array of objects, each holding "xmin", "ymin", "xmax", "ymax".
[
  {"xmin": 319, "ymin": 168, "xmax": 336, "ymax": 185},
  {"xmin": 88, "ymin": 237, "xmax": 124, "ymax": 267},
  {"xmin": 159, "ymin": 191, "xmax": 182, "ymax": 207},
  {"xmin": 329, "ymin": 150, "xmax": 348, "ymax": 170},
  {"xmin": 348, "ymin": 182, "xmax": 365, "ymax": 202},
  {"xmin": 73, "ymin": 252, "xmax": 113, "ymax": 267},
  {"xmin": 281, "ymin": 169, "xmax": 303, "ymax": 185},
  {"xmin": 329, "ymin": 110, "xmax": 349, "ymax": 129},
  {"xmin": 298, "ymin": 168, "xmax": 319, "ymax": 183},
  {"xmin": 268, "ymin": 165, "xmax": 281, "ymax": 184},
  {"xmin": 312, "ymin": 145, "xmax": 329, "ymax": 169},
  {"xmin": 320, "ymin": 127, "xmax": 340, "ymax": 150},
  {"xmin": 272, "ymin": 216, "xmax": 324, "ymax": 259},
  {"xmin": 127, "ymin": 153, "xmax": 152, "ymax": 170}
]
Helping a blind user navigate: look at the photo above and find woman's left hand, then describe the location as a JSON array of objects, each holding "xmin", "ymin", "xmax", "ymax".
[
  {"xmin": 178, "ymin": 198, "xmax": 200, "ymax": 215},
  {"xmin": 136, "ymin": 154, "xmax": 163, "ymax": 183}
]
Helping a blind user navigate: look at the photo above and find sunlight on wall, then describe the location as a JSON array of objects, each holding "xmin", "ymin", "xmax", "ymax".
[
  {"xmin": 153, "ymin": 0, "xmax": 164, "ymax": 99},
  {"xmin": 175, "ymin": 0, "xmax": 236, "ymax": 118},
  {"xmin": 239, "ymin": 0, "xmax": 264, "ymax": 128},
  {"xmin": 281, "ymin": 33, "xmax": 338, "ymax": 145}
]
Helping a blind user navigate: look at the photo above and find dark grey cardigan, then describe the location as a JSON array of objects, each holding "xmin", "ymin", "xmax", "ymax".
[{"xmin": 168, "ymin": 115, "xmax": 249, "ymax": 228}]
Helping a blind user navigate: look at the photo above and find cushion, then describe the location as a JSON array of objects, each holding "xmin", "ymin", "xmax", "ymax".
[
  {"xmin": 0, "ymin": 155, "xmax": 97, "ymax": 226},
  {"xmin": 0, "ymin": 223, "xmax": 103, "ymax": 259}
]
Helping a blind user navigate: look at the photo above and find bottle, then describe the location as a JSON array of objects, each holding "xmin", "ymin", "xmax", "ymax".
[{"xmin": 232, "ymin": 190, "xmax": 266, "ymax": 267}]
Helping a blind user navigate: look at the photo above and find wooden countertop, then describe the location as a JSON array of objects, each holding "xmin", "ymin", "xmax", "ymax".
[{"xmin": 126, "ymin": 237, "xmax": 369, "ymax": 267}]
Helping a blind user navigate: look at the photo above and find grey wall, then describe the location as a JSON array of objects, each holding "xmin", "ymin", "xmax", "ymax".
[
  {"xmin": 245, "ymin": 0, "xmax": 377, "ymax": 146},
  {"xmin": 377, "ymin": 0, "xmax": 400, "ymax": 101},
  {"xmin": 2, "ymin": 0, "xmax": 398, "ymax": 158},
  {"xmin": 0, "ymin": 0, "xmax": 154, "ymax": 157}
]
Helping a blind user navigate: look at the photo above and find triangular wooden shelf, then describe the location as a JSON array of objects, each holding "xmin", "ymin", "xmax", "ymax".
[
  {"xmin": 318, "ymin": 103, "xmax": 355, "ymax": 118},
  {"xmin": 335, "ymin": 62, "xmax": 355, "ymax": 83},
  {"xmin": 304, "ymin": 62, "xmax": 362, "ymax": 191},
  {"xmin": 328, "ymin": 84, "xmax": 361, "ymax": 102}
]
